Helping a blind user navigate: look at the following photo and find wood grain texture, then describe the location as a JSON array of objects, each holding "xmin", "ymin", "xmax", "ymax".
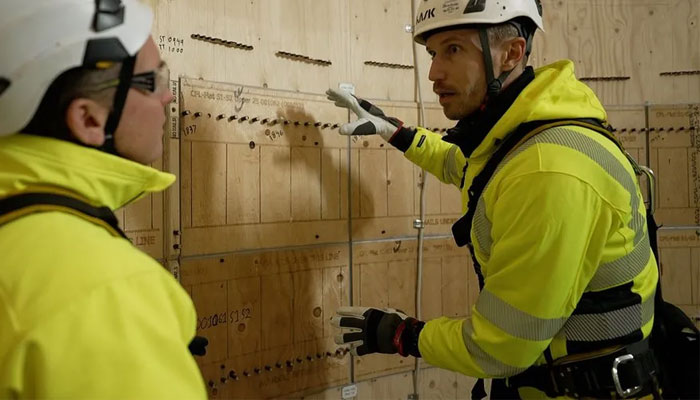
[
  {"xmin": 182, "ymin": 245, "xmax": 350, "ymax": 399},
  {"xmin": 660, "ymin": 247, "xmax": 694, "ymax": 305},
  {"xmin": 650, "ymin": 105, "xmax": 700, "ymax": 227},
  {"xmin": 227, "ymin": 144, "xmax": 260, "ymax": 225}
]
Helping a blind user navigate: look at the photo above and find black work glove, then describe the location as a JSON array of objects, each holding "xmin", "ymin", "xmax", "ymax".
[
  {"xmin": 188, "ymin": 335, "xmax": 208, "ymax": 356},
  {"xmin": 330, "ymin": 306, "xmax": 424, "ymax": 357}
]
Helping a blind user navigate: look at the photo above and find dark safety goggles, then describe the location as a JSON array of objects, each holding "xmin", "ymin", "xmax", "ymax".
[{"xmin": 93, "ymin": 62, "xmax": 170, "ymax": 95}]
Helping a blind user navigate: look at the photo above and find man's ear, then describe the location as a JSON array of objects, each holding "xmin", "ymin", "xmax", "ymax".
[
  {"xmin": 500, "ymin": 36, "xmax": 527, "ymax": 71},
  {"xmin": 65, "ymin": 98, "xmax": 109, "ymax": 146}
]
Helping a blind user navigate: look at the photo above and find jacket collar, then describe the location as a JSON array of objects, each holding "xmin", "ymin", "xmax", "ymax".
[
  {"xmin": 0, "ymin": 134, "xmax": 175, "ymax": 210},
  {"xmin": 443, "ymin": 61, "xmax": 610, "ymax": 164},
  {"xmin": 443, "ymin": 66, "xmax": 535, "ymax": 158}
]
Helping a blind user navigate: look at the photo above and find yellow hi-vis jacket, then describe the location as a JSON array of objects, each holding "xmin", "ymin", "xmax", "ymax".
[
  {"xmin": 0, "ymin": 134, "xmax": 207, "ymax": 399},
  {"xmin": 406, "ymin": 61, "xmax": 658, "ymax": 389}
]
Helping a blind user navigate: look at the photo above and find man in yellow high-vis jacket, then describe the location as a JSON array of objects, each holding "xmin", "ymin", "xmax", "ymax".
[
  {"xmin": 0, "ymin": 0, "xmax": 206, "ymax": 398},
  {"xmin": 328, "ymin": 0, "xmax": 660, "ymax": 398}
]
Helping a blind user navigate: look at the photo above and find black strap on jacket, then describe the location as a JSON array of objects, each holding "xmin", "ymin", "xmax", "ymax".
[{"xmin": 0, "ymin": 192, "xmax": 127, "ymax": 238}]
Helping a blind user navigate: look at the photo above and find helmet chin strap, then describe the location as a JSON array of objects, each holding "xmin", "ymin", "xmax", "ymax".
[
  {"xmin": 100, "ymin": 55, "xmax": 135, "ymax": 155},
  {"xmin": 478, "ymin": 28, "xmax": 515, "ymax": 103}
]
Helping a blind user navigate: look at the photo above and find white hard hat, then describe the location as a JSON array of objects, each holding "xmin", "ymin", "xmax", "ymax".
[
  {"xmin": 0, "ymin": 0, "xmax": 153, "ymax": 137},
  {"xmin": 413, "ymin": 0, "xmax": 544, "ymax": 45}
]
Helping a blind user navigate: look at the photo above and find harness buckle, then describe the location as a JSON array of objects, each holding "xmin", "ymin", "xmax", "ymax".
[{"xmin": 612, "ymin": 354, "xmax": 643, "ymax": 398}]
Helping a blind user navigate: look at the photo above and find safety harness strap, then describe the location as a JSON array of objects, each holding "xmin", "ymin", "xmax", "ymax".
[
  {"xmin": 506, "ymin": 338, "xmax": 659, "ymax": 398},
  {"xmin": 0, "ymin": 192, "xmax": 127, "ymax": 238}
]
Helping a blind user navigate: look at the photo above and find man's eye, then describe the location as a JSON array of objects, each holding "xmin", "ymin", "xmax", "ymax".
[{"xmin": 449, "ymin": 45, "xmax": 459, "ymax": 54}]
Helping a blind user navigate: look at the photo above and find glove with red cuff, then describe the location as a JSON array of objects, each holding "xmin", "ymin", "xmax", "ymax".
[{"xmin": 330, "ymin": 306, "xmax": 424, "ymax": 357}]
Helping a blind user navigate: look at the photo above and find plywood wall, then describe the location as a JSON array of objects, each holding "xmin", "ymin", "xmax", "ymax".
[
  {"xmin": 109, "ymin": 0, "xmax": 700, "ymax": 398},
  {"xmin": 174, "ymin": 77, "xmax": 467, "ymax": 398},
  {"xmin": 303, "ymin": 369, "xmax": 483, "ymax": 400},
  {"xmin": 115, "ymin": 158, "xmax": 165, "ymax": 260},
  {"xmin": 180, "ymin": 245, "xmax": 350, "ymax": 399},
  {"xmin": 651, "ymin": 105, "xmax": 700, "ymax": 322}
]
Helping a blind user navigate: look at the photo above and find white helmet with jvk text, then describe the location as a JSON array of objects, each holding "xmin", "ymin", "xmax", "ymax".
[
  {"xmin": 414, "ymin": 0, "xmax": 544, "ymax": 45},
  {"xmin": 413, "ymin": 0, "xmax": 545, "ymax": 100}
]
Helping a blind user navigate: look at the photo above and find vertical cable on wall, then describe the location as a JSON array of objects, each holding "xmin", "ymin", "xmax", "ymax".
[
  {"xmin": 347, "ymin": 116, "xmax": 356, "ymax": 385},
  {"xmin": 410, "ymin": 0, "xmax": 428, "ymax": 396},
  {"xmin": 643, "ymin": 101, "xmax": 652, "ymax": 203}
]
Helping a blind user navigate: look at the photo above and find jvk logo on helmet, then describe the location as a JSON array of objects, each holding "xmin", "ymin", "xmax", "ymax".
[{"xmin": 416, "ymin": 7, "xmax": 436, "ymax": 24}]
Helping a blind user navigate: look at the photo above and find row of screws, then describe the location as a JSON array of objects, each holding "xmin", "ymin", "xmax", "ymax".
[
  {"xmin": 208, "ymin": 348, "xmax": 351, "ymax": 388},
  {"xmin": 181, "ymin": 110, "xmax": 340, "ymax": 129},
  {"xmin": 660, "ymin": 70, "xmax": 700, "ymax": 77},
  {"xmin": 275, "ymin": 51, "xmax": 332, "ymax": 66},
  {"xmin": 580, "ymin": 76, "xmax": 631, "ymax": 82},
  {"xmin": 188, "ymin": 35, "xmax": 416, "ymax": 71},
  {"xmin": 364, "ymin": 61, "xmax": 414, "ymax": 70},
  {"xmin": 188, "ymin": 39, "xmax": 697, "ymax": 78},
  {"xmin": 612, "ymin": 126, "xmax": 696, "ymax": 133},
  {"xmin": 190, "ymin": 34, "xmax": 254, "ymax": 50},
  {"xmin": 180, "ymin": 112, "xmax": 696, "ymax": 135}
]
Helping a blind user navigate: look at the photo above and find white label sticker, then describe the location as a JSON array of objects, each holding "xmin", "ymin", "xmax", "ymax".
[
  {"xmin": 341, "ymin": 384, "xmax": 358, "ymax": 399},
  {"xmin": 339, "ymin": 83, "xmax": 355, "ymax": 95}
]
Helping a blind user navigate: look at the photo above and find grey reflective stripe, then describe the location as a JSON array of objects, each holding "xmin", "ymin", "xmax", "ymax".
[
  {"xmin": 476, "ymin": 289, "xmax": 567, "ymax": 341},
  {"xmin": 512, "ymin": 128, "xmax": 645, "ymax": 244},
  {"xmin": 462, "ymin": 319, "xmax": 528, "ymax": 376},
  {"xmin": 563, "ymin": 293, "xmax": 655, "ymax": 342},
  {"xmin": 444, "ymin": 144, "xmax": 466, "ymax": 188},
  {"xmin": 473, "ymin": 127, "xmax": 649, "ymax": 289},
  {"xmin": 589, "ymin": 233, "xmax": 651, "ymax": 290},
  {"xmin": 473, "ymin": 200, "xmax": 492, "ymax": 258}
]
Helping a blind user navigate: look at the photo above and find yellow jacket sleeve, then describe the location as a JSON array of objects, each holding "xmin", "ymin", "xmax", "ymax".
[
  {"xmin": 391, "ymin": 127, "xmax": 466, "ymax": 188},
  {"xmin": 3, "ymin": 269, "xmax": 207, "ymax": 399},
  {"xmin": 418, "ymin": 166, "xmax": 619, "ymax": 377}
]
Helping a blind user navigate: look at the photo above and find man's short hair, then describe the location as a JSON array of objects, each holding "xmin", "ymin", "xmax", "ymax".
[
  {"xmin": 22, "ymin": 63, "xmax": 121, "ymax": 140},
  {"xmin": 487, "ymin": 22, "xmax": 530, "ymax": 68}
]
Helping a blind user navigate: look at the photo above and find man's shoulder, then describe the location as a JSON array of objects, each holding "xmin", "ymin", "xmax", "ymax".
[
  {"xmin": 0, "ymin": 209, "xmax": 154, "ymax": 268},
  {"xmin": 488, "ymin": 124, "xmax": 635, "ymax": 204},
  {"xmin": 0, "ymin": 210, "xmax": 177, "ymax": 333}
]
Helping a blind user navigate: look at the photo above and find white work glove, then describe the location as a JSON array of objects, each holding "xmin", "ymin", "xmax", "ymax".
[
  {"xmin": 325, "ymin": 89, "xmax": 405, "ymax": 142},
  {"xmin": 330, "ymin": 306, "xmax": 424, "ymax": 357}
]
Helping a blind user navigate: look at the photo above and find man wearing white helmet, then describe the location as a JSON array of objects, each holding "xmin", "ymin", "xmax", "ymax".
[
  {"xmin": 0, "ymin": 0, "xmax": 206, "ymax": 398},
  {"xmin": 329, "ymin": 0, "xmax": 661, "ymax": 398}
]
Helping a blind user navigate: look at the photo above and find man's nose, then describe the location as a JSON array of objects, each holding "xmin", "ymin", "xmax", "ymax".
[{"xmin": 428, "ymin": 58, "xmax": 446, "ymax": 83}]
